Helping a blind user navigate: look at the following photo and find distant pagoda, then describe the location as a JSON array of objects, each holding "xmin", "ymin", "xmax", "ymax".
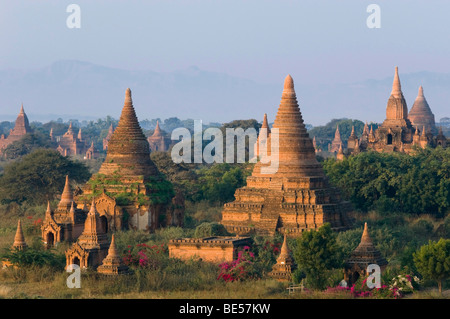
[
  {"xmin": 221, "ymin": 75, "xmax": 353, "ymax": 237},
  {"xmin": 329, "ymin": 125, "xmax": 343, "ymax": 153},
  {"xmin": 147, "ymin": 120, "xmax": 172, "ymax": 152},
  {"xmin": 75, "ymin": 88, "xmax": 181, "ymax": 232},
  {"xmin": 0, "ymin": 104, "xmax": 33, "ymax": 155},
  {"xmin": 408, "ymin": 86, "xmax": 437, "ymax": 135}
]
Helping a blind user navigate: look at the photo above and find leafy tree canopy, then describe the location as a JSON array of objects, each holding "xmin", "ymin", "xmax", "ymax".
[{"xmin": 0, "ymin": 149, "xmax": 91, "ymax": 205}]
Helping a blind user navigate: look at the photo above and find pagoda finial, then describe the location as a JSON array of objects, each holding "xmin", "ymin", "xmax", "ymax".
[
  {"xmin": 277, "ymin": 234, "xmax": 292, "ymax": 264},
  {"xmin": 20, "ymin": 103, "xmax": 25, "ymax": 114},
  {"xmin": 125, "ymin": 88, "xmax": 132, "ymax": 106},
  {"xmin": 45, "ymin": 201, "xmax": 52, "ymax": 217},
  {"xmin": 390, "ymin": 66, "xmax": 402, "ymax": 98},
  {"xmin": 284, "ymin": 74, "xmax": 294, "ymax": 90},
  {"xmin": 262, "ymin": 113, "xmax": 269, "ymax": 129},
  {"xmin": 361, "ymin": 222, "xmax": 371, "ymax": 244},
  {"xmin": 152, "ymin": 120, "xmax": 162, "ymax": 136},
  {"xmin": 418, "ymin": 85, "xmax": 424, "ymax": 97}
]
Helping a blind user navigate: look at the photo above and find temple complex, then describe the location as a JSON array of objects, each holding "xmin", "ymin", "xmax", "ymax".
[
  {"xmin": 268, "ymin": 235, "xmax": 296, "ymax": 282},
  {"xmin": 55, "ymin": 122, "xmax": 91, "ymax": 157},
  {"xmin": 41, "ymin": 176, "xmax": 87, "ymax": 247},
  {"xmin": 168, "ymin": 236, "xmax": 252, "ymax": 263},
  {"xmin": 0, "ymin": 105, "xmax": 33, "ymax": 155},
  {"xmin": 97, "ymin": 234, "xmax": 131, "ymax": 275},
  {"xmin": 220, "ymin": 75, "xmax": 353, "ymax": 237},
  {"xmin": 345, "ymin": 67, "xmax": 446, "ymax": 155},
  {"xmin": 344, "ymin": 222, "xmax": 388, "ymax": 286},
  {"xmin": 74, "ymin": 88, "xmax": 182, "ymax": 232},
  {"xmin": 147, "ymin": 120, "xmax": 172, "ymax": 152},
  {"xmin": 65, "ymin": 200, "xmax": 110, "ymax": 269}
]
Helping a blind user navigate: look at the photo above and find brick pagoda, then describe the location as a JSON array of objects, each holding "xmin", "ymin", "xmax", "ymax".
[{"xmin": 221, "ymin": 75, "xmax": 353, "ymax": 237}]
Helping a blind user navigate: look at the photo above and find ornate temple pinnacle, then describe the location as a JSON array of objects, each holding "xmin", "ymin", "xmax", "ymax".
[{"xmin": 390, "ymin": 66, "xmax": 402, "ymax": 98}]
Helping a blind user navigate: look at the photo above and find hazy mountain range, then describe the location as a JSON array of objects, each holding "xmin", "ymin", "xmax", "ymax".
[{"xmin": 0, "ymin": 60, "xmax": 448, "ymax": 126}]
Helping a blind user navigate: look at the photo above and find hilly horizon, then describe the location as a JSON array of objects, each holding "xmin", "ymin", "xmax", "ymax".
[{"xmin": 0, "ymin": 60, "xmax": 449, "ymax": 126}]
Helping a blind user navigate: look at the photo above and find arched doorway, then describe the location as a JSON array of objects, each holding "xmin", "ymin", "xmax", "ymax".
[
  {"xmin": 387, "ymin": 134, "xmax": 393, "ymax": 145},
  {"xmin": 100, "ymin": 215, "xmax": 108, "ymax": 233},
  {"xmin": 46, "ymin": 232, "xmax": 55, "ymax": 248},
  {"xmin": 73, "ymin": 257, "xmax": 80, "ymax": 266}
]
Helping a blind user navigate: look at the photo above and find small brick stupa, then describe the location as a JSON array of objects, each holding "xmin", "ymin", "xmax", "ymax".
[
  {"xmin": 97, "ymin": 234, "xmax": 130, "ymax": 275},
  {"xmin": 268, "ymin": 235, "xmax": 296, "ymax": 281},
  {"xmin": 408, "ymin": 86, "xmax": 437, "ymax": 134},
  {"xmin": 65, "ymin": 200, "xmax": 110, "ymax": 269},
  {"xmin": 12, "ymin": 220, "xmax": 28, "ymax": 251},
  {"xmin": 344, "ymin": 222, "xmax": 388, "ymax": 286},
  {"xmin": 221, "ymin": 75, "xmax": 353, "ymax": 237}
]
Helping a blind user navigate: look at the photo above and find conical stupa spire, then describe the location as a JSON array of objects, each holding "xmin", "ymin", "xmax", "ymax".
[
  {"xmin": 58, "ymin": 175, "xmax": 73, "ymax": 210},
  {"xmin": 363, "ymin": 122, "xmax": 369, "ymax": 135},
  {"xmin": 97, "ymin": 233, "xmax": 130, "ymax": 275},
  {"xmin": 152, "ymin": 120, "xmax": 162, "ymax": 137},
  {"xmin": 262, "ymin": 113, "xmax": 270, "ymax": 131},
  {"xmin": 350, "ymin": 126, "xmax": 356, "ymax": 137},
  {"xmin": 409, "ymin": 86, "xmax": 436, "ymax": 134},
  {"xmin": 107, "ymin": 234, "xmax": 119, "ymax": 258},
  {"xmin": 277, "ymin": 235, "xmax": 293, "ymax": 264},
  {"xmin": 360, "ymin": 222, "xmax": 372, "ymax": 244},
  {"xmin": 253, "ymin": 74, "xmax": 324, "ymax": 177},
  {"xmin": 390, "ymin": 66, "xmax": 402, "ymax": 98},
  {"xmin": 20, "ymin": 103, "xmax": 25, "ymax": 114},
  {"xmin": 98, "ymin": 88, "xmax": 158, "ymax": 177},
  {"xmin": 12, "ymin": 220, "xmax": 27, "ymax": 250},
  {"xmin": 77, "ymin": 128, "xmax": 83, "ymax": 141},
  {"xmin": 45, "ymin": 201, "xmax": 52, "ymax": 219}
]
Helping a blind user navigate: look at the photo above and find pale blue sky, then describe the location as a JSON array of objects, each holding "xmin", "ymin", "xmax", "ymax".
[
  {"xmin": 1, "ymin": 0, "xmax": 449, "ymax": 84},
  {"xmin": 0, "ymin": 1, "xmax": 449, "ymax": 124}
]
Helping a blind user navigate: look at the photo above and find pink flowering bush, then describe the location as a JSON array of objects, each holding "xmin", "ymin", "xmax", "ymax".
[
  {"xmin": 217, "ymin": 247, "xmax": 262, "ymax": 282},
  {"xmin": 123, "ymin": 243, "xmax": 168, "ymax": 270},
  {"xmin": 325, "ymin": 275, "xmax": 402, "ymax": 299}
]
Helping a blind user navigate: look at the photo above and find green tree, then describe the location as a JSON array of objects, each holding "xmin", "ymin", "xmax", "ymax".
[
  {"xmin": 322, "ymin": 147, "xmax": 450, "ymax": 216},
  {"xmin": 413, "ymin": 239, "xmax": 450, "ymax": 293},
  {"xmin": 2, "ymin": 132, "xmax": 53, "ymax": 159},
  {"xmin": 0, "ymin": 149, "xmax": 91, "ymax": 205},
  {"xmin": 293, "ymin": 223, "xmax": 343, "ymax": 290}
]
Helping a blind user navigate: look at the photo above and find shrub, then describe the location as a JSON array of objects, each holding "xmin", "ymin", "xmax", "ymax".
[
  {"xmin": 194, "ymin": 222, "xmax": 229, "ymax": 238},
  {"xmin": 217, "ymin": 248, "xmax": 261, "ymax": 282}
]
